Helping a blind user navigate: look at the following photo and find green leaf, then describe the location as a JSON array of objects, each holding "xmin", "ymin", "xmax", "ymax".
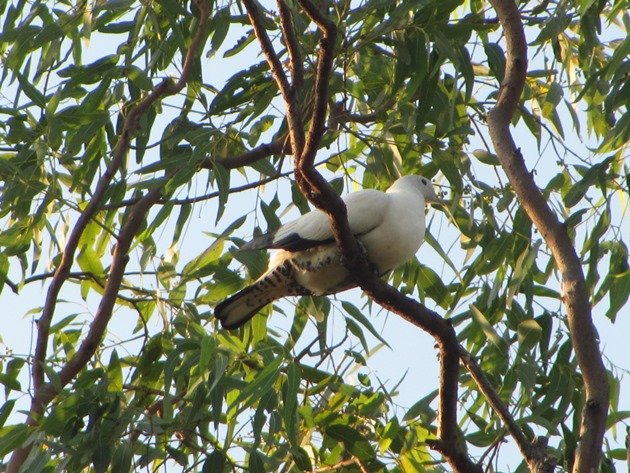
[
  {"xmin": 563, "ymin": 156, "xmax": 614, "ymax": 207},
  {"xmin": 213, "ymin": 162, "xmax": 230, "ymax": 224},
  {"xmin": 283, "ymin": 363, "xmax": 300, "ymax": 446},
  {"xmin": 92, "ymin": 434, "xmax": 112, "ymax": 471},
  {"xmin": 231, "ymin": 356, "xmax": 282, "ymax": 413},
  {"xmin": 224, "ymin": 30, "xmax": 256, "ymax": 58},
  {"xmin": 181, "ymin": 238, "xmax": 225, "ymax": 280},
  {"xmin": 248, "ymin": 449, "xmax": 266, "ymax": 473},
  {"xmin": 107, "ymin": 350, "xmax": 123, "ymax": 392},
  {"xmin": 125, "ymin": 65, "xmax": 153, "ymax": 90},
  {"xmin": 203, "ymin": 450, "xmax": 227, "ymax": 472},
  {"xmin": 291, "ymin": 447, "xmax": 313, "ymax": 471},
  {"xmin": 517, "ymin": 319, "xmax": 543, "ymax": 354},
  {"xmin": 532, "ymin": 14, "xmax": 571, "ymax": 44},
  {"xmin": 341, "ymin": 301, "xmax": 390, "ymax": 349},
  {"xmin": 16, "ymin": 71, "xmax": 46, "ymax": 108},
  {"xmin": 0, "ymin": 400, "xmax": 15, "ymax": 429},
  {"xmin": 484, "ymin": 42, "xmax": 506, "ymax": 82},
  {"xmin": 417, "ymin": 263, "xmax": 451, "ymax": 307},
  {"xmin": 210, "ymin": 8, "xmax": 231, "ymax": 54},
  {"xmin": 326, "ymin": 423, "xmax": 376, "ymax": 461},
  {"xmin": 472, "ymin": 149, "xmax": 500, "ymax": 166},
  {"xmin": 58, "ymin": 54, "xmax": 119, "ymax": 84},
  {"xmin": 0, "ymin": 424, "xmax": 30, "ymax": 457},
  {"xmin": 110, "ymin": 440, "xmax": 133, "ymax": 473},
  {"xmin": 77, "ymin": 240, "xmax": 105, "ymax": 278},
  {"xmin": 582, "ymin": 205, "xmax": 610, "ymax": 255},
  {"xmin": 56, "ymin": 107, "xmax": 110, "ymax": 128},
  {"xmin": 345, "ymin": 318, "xmax": 370, "ymax": 354},
  {"xmin": 0, "ymin": 373, "xmax": 20, "ymax": 394},
  {"xmin": 470, "ymin": 304, "xmax": 508, "ymax": 352},
  {"xmin": 403, "ymin": 390, "xmax": 437, "ymax": 422},
  {"xmin": 199, "ymin": 334, "xmax": 214, "ymax": 372},
  {"xmin": 260, "ymin": 193, "xmax": 282, "ymax": 230},
  {"xmin": 424, "ymin": 231, "xmax": 460, "ymax": 279}
]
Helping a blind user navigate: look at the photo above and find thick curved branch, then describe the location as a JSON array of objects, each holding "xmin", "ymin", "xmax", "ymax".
[
  {"xmin": 294, "ymin": 0, "xmax": 336, "ymax": 171},
  {"xmin": 6, "ymin": 2, "xmax": 210, "ymax": 472},
  {"xmin": 57, "ymin": 188, "xmax": 162, "ymax": 387},
  {"xmin": 244, "ymin": 1, "xmax": 489, "ymax": 470},
  {"xmin": 251, "ymin": 0, "xmax": 478, "ymax": 471},
  {"xmin": 486, "ymin": 0, "xmax": 609, "ymax": 471}
]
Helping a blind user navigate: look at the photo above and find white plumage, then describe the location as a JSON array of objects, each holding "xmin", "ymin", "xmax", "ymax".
[{"xmin": 215, "ymin": 175, "xmax": 441, "ymax": 329}]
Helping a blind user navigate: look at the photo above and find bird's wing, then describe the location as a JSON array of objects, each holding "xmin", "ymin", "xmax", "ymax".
[{"xmin": 241, "ymin": 188, "xmax": 389, "ymax": 252}]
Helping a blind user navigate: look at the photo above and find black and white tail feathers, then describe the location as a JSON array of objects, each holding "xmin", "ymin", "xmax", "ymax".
[{"xmin": 214, "ymin": 261, "xmax": 309, "ymax": 329}]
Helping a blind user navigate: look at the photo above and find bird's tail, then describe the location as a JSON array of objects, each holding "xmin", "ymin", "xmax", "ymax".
[{"xmin": 214, "ymin": 261, "xmax": 308, "ymax": 329}]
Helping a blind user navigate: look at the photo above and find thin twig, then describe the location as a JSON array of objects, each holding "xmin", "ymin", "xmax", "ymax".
[
  {"xmin": 103, "ymin": 153, "xmax": 338, "ymax": 210},
  {"xmin": 313, "ymin": 457, "xmax": 369, "ymax": 473},
  {"xmin": 198, "ymin": 135, "xmax": 290, "ymax": 170}
]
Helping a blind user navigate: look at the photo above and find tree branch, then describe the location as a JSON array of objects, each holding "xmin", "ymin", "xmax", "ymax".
[
  {"xmin": 277, "ymin": 0, "xmax": 304, "ymax": 89},
  {"xmin": 242, "ymin": 0, "xmax": 305, "ymax": 155},
  {"xmin": 248, "ymin": 0, "xmax": 480, "ymax": 470},
  {"xmin": 56, "ymin": 189, "xmax": 162, "ymax": 387},
  {"xmin": 294, "ymin": 0, "xmax": 336, "ymax": 171},
  {"xmin": 458, "ymin": 347, "xmax": 558, "ymax": 471},
  {"xmin": 198, "ymin": 135, "xmax": 291, "ymax": 170},
  {"xmin": 6, "ymin": 2, "xmax": 210, "ymax": 472},
  {"xmin": 486, "ymin": 0, "xmax": 609, "ymax": 471}
]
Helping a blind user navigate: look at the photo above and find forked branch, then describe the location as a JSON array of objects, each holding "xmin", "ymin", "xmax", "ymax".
[{"xmin": 245, "ymin": 0, "xmax": 481, "ymax": 471}]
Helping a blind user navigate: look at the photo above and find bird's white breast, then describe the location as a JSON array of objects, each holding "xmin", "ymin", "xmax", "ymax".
[{"xmin": 359, "ymin": 188, "xmax": 426, "ymax": 273}]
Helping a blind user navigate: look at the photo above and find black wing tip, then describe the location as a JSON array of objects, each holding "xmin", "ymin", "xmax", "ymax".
[
  {"xmin": 240, "ymin": 233, "xmax": 275, "ymax": 251},
  {"xmin": 272, "ymin": 233, "xmax": 334, "ymax": 252},
  {"xmin": 240, "ymin": 231, "xmax": 330, "ymax": 252}
]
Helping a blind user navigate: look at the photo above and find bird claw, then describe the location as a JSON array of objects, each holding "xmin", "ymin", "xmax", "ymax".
[
  {"xmin": 358, "ymin": 241, "xmax": 380, "ymax": 275},
  {"xmin": 339, "ymin": 240, "xmax": 379, "ymax": 275}
]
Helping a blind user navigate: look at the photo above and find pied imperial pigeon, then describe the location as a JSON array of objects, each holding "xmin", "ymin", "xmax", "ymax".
[{"xmin": 215, "ymin": 175, "xmax": 442, "ymax": 329}]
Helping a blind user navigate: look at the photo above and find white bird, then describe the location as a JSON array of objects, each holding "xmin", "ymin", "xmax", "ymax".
[{"xmin": 215, "ymin": 175, "xmax": 442, "ymax": 329}]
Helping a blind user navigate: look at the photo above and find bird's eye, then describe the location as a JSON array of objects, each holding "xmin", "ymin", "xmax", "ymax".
[{"xmin": 421, "ymin": 178, "xmax": 427, "ymax": 185}]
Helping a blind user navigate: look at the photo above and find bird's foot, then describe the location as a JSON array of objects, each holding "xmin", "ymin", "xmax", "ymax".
[
  {"xmin": 338, "ymin": 240, "xmax": 379, "ymax": 275},
  {"xmin": 357, "ymin": 239, "xmax": 368, "ymax": 257},
  {"xmin": 357, "ymin": 241, "xmax": 380, "ymax": 275}
]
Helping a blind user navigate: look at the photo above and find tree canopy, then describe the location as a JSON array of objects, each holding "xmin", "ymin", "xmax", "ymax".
[{"xmin": 0, "ymin": 0, "xmax": 628, "ymax": 471}]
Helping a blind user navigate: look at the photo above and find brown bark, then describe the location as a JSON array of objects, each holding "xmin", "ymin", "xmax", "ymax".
[
  {"xmin": 486, "ymin": 0, "xmax": 609, "ymax": 471},
  {"xmin": 243, "ymin": 0, "xmax": 483, "ymax": 470}
]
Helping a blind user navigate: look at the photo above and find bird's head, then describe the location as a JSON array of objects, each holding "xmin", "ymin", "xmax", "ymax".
[{"xmin": 391, "ymin": 175, "xmax": 447, "ymax": 206}]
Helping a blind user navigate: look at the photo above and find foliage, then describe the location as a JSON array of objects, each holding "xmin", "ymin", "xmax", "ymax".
[{"xmin": 0, "ymin": 0, "xmax": 628, "ymax": 471}]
